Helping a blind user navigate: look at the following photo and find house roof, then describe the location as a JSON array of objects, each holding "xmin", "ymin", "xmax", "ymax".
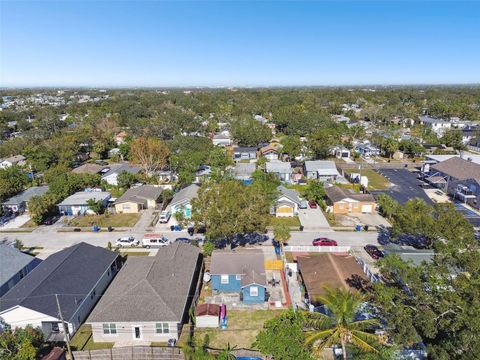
[
  {"xmin": 234, "ymin": 147, "xmax": 257, "ymax": 153},
  {"xmin": 196, "ymin": 303, "xmax": 220, "ymax": 317},
  {"xmin": 260, "ymin": 143, "xmax": 280, "ymax": 155},
  {"xmin": 325, "ymin": 186, "xmax": 375, "ymax": 203},
  {"xmin": 114, "ymin": 185, "xmax": 162, "ymax": 206},
  {"xmin": 71, "ymin": 163, "xmax": 105, "ymax": 175},
  {"xmin": 0, "ymin": 243, "xmax": 118, "ymax": 321},
  {"xmin": 87, "ymin": 243, "xmax": 201, "ymax": 323},
  {"xmin": 210, "ymin": 250, "xmax": 266, "ymax": 287},
  {"xmin": 170, "ymin": 184, "xmax": 199, "ymax": 208},
  {"xmin": 278, "ymin": 185, "xmax": 301, "ymax": 205},
  {"xmin": 431, "ymin": 157, "xmax": 480, "ymax": 182},
  {"xmin": 232, "ymin": 163, "xmax": 256, "ymax": 179},
  {"xmin": 58, "ymin": 191, "xmax": 111, "ymax": 206},
  {"xmin": 2, "ymin": 155, "xmax": 26, "ymax": 164},
  {"xmin": 304, "ymin": 160, "xmax": 340, "ymax": 176},
  {"xmin": 2, "ymin": 186, "xmax": 49, "ymax": 206},
  {"xmin": 100, "ymin": 163, "xmax": 141, "ymax": 178},
  {"xmin": 0, "ymin": 244, "xmax": 38, "ymax": 286},
  {"xmin": 297, "ymin": 254, "xmax": 367, "ymax": 299},
  {"xmin": 266, "ymin": 160, "xmax": 292, "ymax": 174},
  {"xmin": 418, "ymin": 116, "xmax": 449, "ymax": 124}
]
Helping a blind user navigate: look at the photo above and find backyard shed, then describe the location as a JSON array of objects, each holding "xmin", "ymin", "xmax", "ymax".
[{"xmin": 195, "ymin": 304, "xmax": 220, "ymax": 328}]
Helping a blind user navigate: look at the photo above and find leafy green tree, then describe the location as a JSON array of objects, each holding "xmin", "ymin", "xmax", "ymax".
[
  {"xmin": 308, "ymin": 127, "xmax": 341, "ymax": 159},
  {"xmin": 86, "ymin": 198, "xmax": 105, "ymax": 215},
  {"xmin": 376, "ymin": 194, "xmax": 400, "ymax": 221},
  {"xmin": 302, "ymin": 180, "xmax": 326, "ymax": 206},
  {"xmin": 304, "ymin": 288, "xmax": 379, "ymax": 359},
  {"xmin": 380, "ymin": 138, "xmax": 399, "ymax": 158},
  {"xmin": 0, "ymin": 166, "xmax": 29, "ymax": 201},
  {"xmin": 28, "ymin": 194, "xmax": 58, "ymax": 225},
  {"xmin": 130, "ymin": 137, "xmax": 170, "ymax": 175},
  {"xmin": 273, "ymin": 223, "xmax": 291, "ymax": 243},
  {"xmin": 231, "ymin": 117, "xmax": 272, "ymax": 146},
  {"xmin": 217, "ymin": 343, "xmax": 237, "ymax": 360},
  {"xmin": 391, "ymin": 198, "xmax": 435, "ymax": 244},
  {"xmin": 202, "ymin": 240, "xmax": 215, "ymax": 257},
  {"xmin": 0, "ymin": 326, "xmax": 44, "ymax": 360},
  {"xmin": 250, "ymin": 170, "xmax": 280, "ymax": 203},
  {"xmin": 191, "ymin": 180, "xmax": 270, "ymax": 242},
  {"xmin": 254, "ymin": 309, "xmax": 313, "ymax": 360},
  {"xmin": 280, "ymin": 135, "xmax": 302, "ymax": 159},
  {"xmin": 441, "ymin": 129, "xmax": 465, "ymax": 150},
  {"xmin": 116, "ymin": 171, "xmax": 138, "ymax": 189}
]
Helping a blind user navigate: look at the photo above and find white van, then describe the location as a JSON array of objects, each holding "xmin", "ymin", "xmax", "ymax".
[
  {"xmin": 159, "ymin": 210, "xmax": 171, "ymax": 224},
  {"xmin": 142, "ymin": 234, "xmax": 170, "ymax": 248}
]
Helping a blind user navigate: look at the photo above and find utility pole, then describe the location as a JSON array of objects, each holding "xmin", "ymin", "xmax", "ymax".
[{"xmin": 55, "ymin": 294, "xmax": 73, "ymax": 360}]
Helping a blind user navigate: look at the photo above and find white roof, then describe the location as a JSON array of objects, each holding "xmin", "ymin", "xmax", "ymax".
[
  {"xmin": 305, "ymin": 160, "xmax": 340, "ymax": 176},
  {"xmin": 426, "ymin": 153, "xmax": 480, "ymax": 165},
  {"xmin": 58, "ymin": 191, "xmax": 111, "ymax": 206}
]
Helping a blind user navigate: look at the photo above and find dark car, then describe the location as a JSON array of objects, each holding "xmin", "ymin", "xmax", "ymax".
[
  {"xmin": 175, "ymin": 237, "xmax": 191, "ymax": 244},
  {"xmin": 187, "ymin": 225, "xmax": 206, "ymax": 236},
  {"xmin": 364, "ymin": 244, "xmax": 384, "ymax": 260},
  {"xmin": 308, "ymin": 200, "xmax": 318, "ymax": 209},
  {"xmin": 312, "ymin": 238, "xmax": 337, "ymax": 246}
]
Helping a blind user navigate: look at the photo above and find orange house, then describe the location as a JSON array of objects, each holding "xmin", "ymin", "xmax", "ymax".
[{"xmin": 325, "ymin": 186, "xmax": 376, "ymax": 214}]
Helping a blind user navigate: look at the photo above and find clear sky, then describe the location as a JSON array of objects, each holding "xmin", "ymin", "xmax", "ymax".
[{"xmin": 1, "ymin": 0, "xmax": 479, "ymax": 87}]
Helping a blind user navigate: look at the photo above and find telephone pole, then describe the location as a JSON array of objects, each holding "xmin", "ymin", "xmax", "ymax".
[{"xmin": 55, "ymin": 294, "xmax": 73, "ymax": 360}]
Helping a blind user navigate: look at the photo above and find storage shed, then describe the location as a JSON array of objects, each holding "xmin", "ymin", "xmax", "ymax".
[{"xmin": 195, "ymin": 304, "xmax": 220, "ymax": 328}]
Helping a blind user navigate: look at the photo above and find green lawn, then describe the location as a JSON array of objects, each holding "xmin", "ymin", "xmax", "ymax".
[
  {"xmin": 69, "ymin": 213, "xmax": 141, "ymax": 228},
  {"xmin": 194, "ymin": 310, "xmax": 283, "ymax": 349},
  {"xmin": 269, "ymin": 215, "xmax": 301, "ymax": 227},
  {"xmin": 118, "ymin": 251, "xmax": 150, "ymax": 257},
  {"xmin": 344, "ymin": 169, "xmax": 391, "ymax": 190},
  {"xmin": 70, "ymin": 324, "xmax": 114, "ymax": 351}
]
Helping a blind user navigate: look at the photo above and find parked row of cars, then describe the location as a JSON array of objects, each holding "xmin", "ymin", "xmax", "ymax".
[
  {"xmin": 311, "ymin": 237, "xmax": 384, "ymax": 261},
  {"xmin": 115, "ymin": 234, "xmax": 199, "ymax": 248}
]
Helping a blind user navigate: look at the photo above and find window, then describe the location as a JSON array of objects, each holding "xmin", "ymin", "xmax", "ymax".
[
  {"xmin": 155, "ymin": 323, "xmax": 170, "ymax": 334},
  {"xmin": 103, "ymin": 323, "xmax": 117, "ymax": 335},
  {"xmin": 236, "ymin": 274, "xmax": 242, "ymax": 281},
  {"xmin": 122, "ymin": 204, "xmax": 131, "ymax": 210},
  {"xmin": 339, "ymin": 203, "xmax": 344, "ymax": 209},
  {"xmin": 250, "ymin": 286, "xmax": 259, "ymax": 297},
  {"xmin": 353, "ymin": 203, "xmax": 359, "ymax": 208},
  {"xmin": 220, "ymin": 275, "xmax": 229, "ymax": 284}
]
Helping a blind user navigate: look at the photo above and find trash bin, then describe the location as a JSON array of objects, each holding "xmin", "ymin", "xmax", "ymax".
[
  {"xmin": 275, "ymin": 246, "xmax": 281, "ymax": 255},
  {"xmin": 355, "ymin": 224, "xmax": 362, "ymax": 232},
  {"xmin": 364, "ymin": 225, "xmax": 369, "ymax": 231},
  {"xmin": 299, "ymin": 225, "xmax": 304, "ymax": 231}
]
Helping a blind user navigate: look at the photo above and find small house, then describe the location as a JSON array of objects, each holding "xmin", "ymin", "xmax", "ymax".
[
  {"xmin": 210, "ymin": 250, "xmax": 267, "ymax": 304},
  {"xmin": 195, "ymin": 304, "xmax": 220, "ymax": 328},
  {"xmin": 265, "ymin": 160, "xmax": 292, "ymax": 183},
  {"xmin": 2, "ymin": 186, "xmax": 49, "ymax": 214},
  {"xmin": 57, "ymin": 191, "xmax": 111, "ymax": 216},
  {"xmin": 114, "ymin": 185, "xmax": 162, "ymax": 213},
  {"xmin": 168, "ymin": 184, "xmax": 199, "ymax": 219},
  {"xmin": 304, "ymin": 160, "xmax": 341, "ymax": 182},
  {"xmin": 232, "ymin": 163, "xmax": 256, "ymax": 182},
  {"xmin": 233, "ymin": 147, "xmax": 257, "ymax": 161},
  {"xmin": 0, "ymin": 243, "xmax": 119, "ymax": 340},
  {"xmin": 212, "ymin": 133, "xmax": 232, "ymax": 147},
  {"xmin": 274, "ymin": 185, "xmax": 302, "ymax": 217},
  {"xmin": 100, "ymin": 163, "xmax": 141, "ymax": 186},
  {"xmin": 325, "ymin": 186, "xmax": 376, "ymax": 214},
  {"xmin": 259, "ymin": 144, "xmax": 280, "ymax": 161}
]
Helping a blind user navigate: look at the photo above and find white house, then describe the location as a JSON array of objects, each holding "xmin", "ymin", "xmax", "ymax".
[
  {"xmin": 212, "ymin": 133, "xmax": 232, "ymax": 147},
  {"xmin": 0, "ymin": 155, "xmax": 26, "ymax": 169},
  {"xmin": 265, "ymin": 160, "xmax": 292, "ymax": 183},
  {"xmin": 274, "ymin": 186, "xmax": 303, "ymax": 217},
  {"xmin": 0, "ymin": 243, "xmax": 119, "ymax": 341},
  {"xmin": 417, "ymin": 116, "xmax": 452, "ymax": 136},
  {"xmin": 304, "ymin": 160, "xmax": 340, "ymax": 182},
  {"xmin": 100, "ymin": 163, "xmax": 141, "ymax": 186},
  {"xmin": 168, "ymin": 184, "xmax": 199, "ymax": 219}
]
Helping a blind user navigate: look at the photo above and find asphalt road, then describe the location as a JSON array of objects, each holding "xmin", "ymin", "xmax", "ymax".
[{"xmin": 0, "ymin": 228, "xmax": 380, "ymax": 258}]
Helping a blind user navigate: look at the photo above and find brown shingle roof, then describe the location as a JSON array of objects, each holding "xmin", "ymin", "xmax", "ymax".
[
  {"xmin": 71, "ymin": 163, "xmax": 105, "ymax": 175},
  {"xmin": 196, "ymin": 303, "xmax": 220, "ymax": 316},
  {"xmin": 431, "ymin": 157, "xmax": 480, "ymax": 181},
  {"xmin": 325, "ymin": 186, "xmax": 375, "ymax": 203},
  {"xmin": 297, "ymin": 254, "xmax": 367, "ymax": 299}
]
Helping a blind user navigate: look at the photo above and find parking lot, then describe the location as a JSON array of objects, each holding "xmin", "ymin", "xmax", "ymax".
[{"xmin": 371, "ymin": 169, "xmax": 433, "ymax": 205}]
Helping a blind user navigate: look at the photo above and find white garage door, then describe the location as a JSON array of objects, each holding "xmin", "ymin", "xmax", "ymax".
[{"xmin": 361, "ymin": 204, "xmax": 373, "ymax": 213}]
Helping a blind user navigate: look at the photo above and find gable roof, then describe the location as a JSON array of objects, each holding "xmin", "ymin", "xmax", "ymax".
[
  {"xmin": 0, "ymin": 243, "xmax": 118, "ymax": 321},
  {"xmin": 233, "ymin": 163, "xmax": 256, "ymax": 179},
  {"xmin": 266, "ymin": 160, "xmax": 292, "ymax": 174},
  {"xmin": 210, "ymin": 250, "xmax": 266, "ymax": 287},
  {"xmin": 71, "ymin": 163, "xmax": 105, "ymax": 175},
  {"xmin": 88, "ymin": 243, "xmax": 201, "ymax": 323},
  {"xmin": 260, "ymin": 143, "xmax": 280, "ymax": 155},
  {"xmin": 170, "ymin": 184, "xmax": 199, "ymax": 208},
  {"xmin": 100, "ymin": 163, "xmax": 141, "ymax": 178},
  {"xmin": 304, "ymin": 160, "xmax": 340, "ymax": 176},
  {"xmin": 278, "ymin": 185, "xmax": 301, "ymax": 205},
  {"xmin": 431, "ymin": 157, "xmax": 480, "ymax": 182},
  {"xmin": 0, "ymin": 244, "xmax": 38, "ymax": 286},
  {"xmin": 57, "ymin": 191, "xmax": 111, "ymax": 206},
  {"xmin": 115, "ymin": 185, "xmax": 162, "ymax": 206},
  {"xmin": 325, "ymin": 186, "xmax": 375, "ymax": 203},
  {"xmin": 234, "ymin": 147, "xmax": 257, "ymax": 153},
  {"xmin": 2, "ymin": 186, "xmax": 49, "ymax": 206},
  {"xmin": 196, "ymin": 303, "xmax": 220, "ymax": 317},
  {"xmin": 297, "ymin": 254, "xmax": 367, "ymax": 299}
]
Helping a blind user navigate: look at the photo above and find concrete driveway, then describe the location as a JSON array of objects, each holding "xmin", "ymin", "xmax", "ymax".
[
  {"xmin": 298, "ymin": 207, "xmax": 331, "ymax": 231},
  {"xmin": 0, "ymin": 214, "xmax": 30, "ymax": 229}
]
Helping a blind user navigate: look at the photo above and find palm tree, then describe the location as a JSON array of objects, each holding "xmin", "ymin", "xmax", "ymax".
[
  {"xmin": 303, "ymin": 288, "xmax": 379, "ymax": 360},
  {"xmin": 217, "ymin": 343, "xmax": 237, "ymax": 360}
]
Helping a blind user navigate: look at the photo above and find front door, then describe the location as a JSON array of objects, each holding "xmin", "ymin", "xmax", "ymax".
[{"xmin": 134, "ymin": 326, "xmax": 141, "ymax": 339}]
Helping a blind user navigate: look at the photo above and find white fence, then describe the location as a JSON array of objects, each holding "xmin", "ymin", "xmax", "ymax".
[{"xmin": 284, "ymin": 245, "xmax": 351, "ymax": 253}]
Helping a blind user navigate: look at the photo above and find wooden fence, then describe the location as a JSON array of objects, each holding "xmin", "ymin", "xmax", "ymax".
[{"xmin": 72, "ymin": 346, "xmax": 184, "ymax": 360}]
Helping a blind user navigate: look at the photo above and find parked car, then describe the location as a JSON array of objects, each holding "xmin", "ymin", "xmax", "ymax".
[
  {"xmin": 308, "ymin": 200, "xmax": 318, "ymax": 209},
  {"xmin": 142, "ymin": 235, "xmax": 170, "ymax": 248},
  {"xmin": 159, "ymin": 210, "xmax": 171, "ymax": 224},
  {"xmin": 299, "ymin": 200, "xmax": 308, "ymax": 209},
  {"xmin": 115, "ymin": 236, "xmax": 139, "ymax": 247},
  {"xmin": 364, "ymin": 244, "xmax": 384, "ymax": 260},
  {"xmin": 187, "ymin": 225, "xmax": 207, "ymax": 236},
  {"xmin": 175, "ymin": 237, "xmax": 191, "ymax": 244},
  {"xmin": 43, "ymin": 216, "xmax": 59, "ymax": 225},
  {"xmin": 312, "ymin": 238, "xmax": 337, "ymax": 246}
]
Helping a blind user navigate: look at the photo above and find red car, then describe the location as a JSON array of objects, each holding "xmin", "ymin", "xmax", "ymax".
[
  {"xmin": 364, "ymin": 245, "xmax": 384, "ymax": 260},
  {"xmin": 308, "ymin": 200, "xmax": 318, "ymax": 209},
  {"xmin": 312, "ymin": 238, "xmax": 338, "ymax": 246}
]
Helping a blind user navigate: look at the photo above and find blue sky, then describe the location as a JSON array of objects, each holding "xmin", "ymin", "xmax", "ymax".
[{"xmin": 1, "ymin": 1, "xmax": 479, "ymax": 87}]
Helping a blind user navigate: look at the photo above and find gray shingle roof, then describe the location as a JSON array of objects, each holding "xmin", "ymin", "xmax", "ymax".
[
  {"xmin": 100, "ymin": 163, "xmax": 141, "ymax": 178},
  {"xmin": 266, "ymin": 160, "xmax": 292, "ymax": 174},
  {"xmin": 2, "ymin": 186, "xmax": 49, "ymax": 206},
  {"xmin": 57, "ymin": 191, "xmax": 111, "ymax": 206},
  {"xmin": 210, "ymin": 250, "xmax": 266, "ymax": 287},
  {"xmin": 0, "ymin": 243, "xmax": 118, "ymax": 321},
  {"xmin": 278, "ymin": 185, "xmax": 301, "ymax": 205},
  {"xmin": 325, "ymin": 186, "xmax": 375, "ymax": 203},
  {"xmin": 431, "ymin": 157, "xmax": 480, "ymax": 182},
  {"xmin": 114, "ymin": 185, "xmax": 162, "ymax": 205},
  {"xmin": 0, "ymin": 244, "xmax": 38, "ymax": 286},
  {"xmin": 88, "ymin": 243, "xmax": 201, "ymax": 323},
  {"xmin": 170, "ymin": 184, "xmax": 199, "ymax": 208}
]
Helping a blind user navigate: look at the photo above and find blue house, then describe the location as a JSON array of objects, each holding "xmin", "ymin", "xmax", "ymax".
[{"xmin": 210, "ymin": 250, "xmax": 267, "ymax": 304}]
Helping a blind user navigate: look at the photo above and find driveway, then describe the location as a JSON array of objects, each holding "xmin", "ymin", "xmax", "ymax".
[
  {"xmin": 0, "ymin": 214, "xmax": 30, "ymax": 229},
  {"xmin": 298, "ymin": 207, "xmax": 331, "ymax": 231}
]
